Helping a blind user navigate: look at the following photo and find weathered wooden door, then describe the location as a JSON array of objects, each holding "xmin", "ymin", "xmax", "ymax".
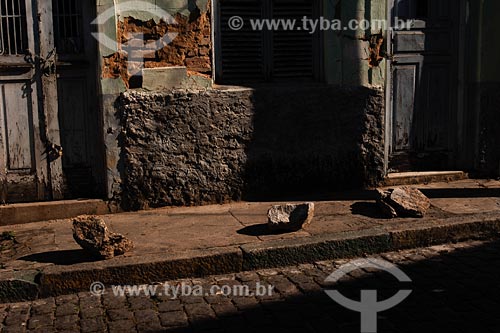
[
  {"xmin": 53, "ymin": 0, "xmax": 102, "ymax": 198},
  {"xmin": 389, "ymin": 0, "xmax": 459, "ymax": 171},
  {"xmin": 0, "ymin": 0, "xmax": 63, "ymax": 203}
]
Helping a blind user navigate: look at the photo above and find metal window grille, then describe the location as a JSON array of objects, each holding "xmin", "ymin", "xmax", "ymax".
[
  {"xmin": 52, "ymin": 0, "xmax": 83, "ymax": 54},
  {"xmin": 0, "ymin": 0, "xmax": 28, "ymax": 55}
]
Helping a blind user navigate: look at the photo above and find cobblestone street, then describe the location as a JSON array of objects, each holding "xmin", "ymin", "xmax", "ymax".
[{"xmin": 1, "ymin": 239, "xmax": 499, "ymax": 333}]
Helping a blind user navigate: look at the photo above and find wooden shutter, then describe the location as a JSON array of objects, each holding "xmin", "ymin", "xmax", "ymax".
[
  {"xmin": 218, "ymin": 0, "xmax": 319, "ymax": 83},
  {"xmin": 219, "ymin": 0, "xmax": 265, "ymax": 83},
  {"xmin": 272, "ymin": 0, "xmax": 317, "ymax": 81}
]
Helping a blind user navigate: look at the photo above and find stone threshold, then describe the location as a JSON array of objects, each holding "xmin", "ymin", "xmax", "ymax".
[{"xmin": 382, "ymin": 171, "xmax": 468, "ymax": 186}]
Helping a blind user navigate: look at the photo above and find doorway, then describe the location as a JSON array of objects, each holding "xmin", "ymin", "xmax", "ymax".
[
  {"xmin": 387, "ymin": 0, "xmax": 461, "ymax": 172},
  {"xmin": 53, "ymin": 0, "xmax": 103, "ymax": 199},
  {"xmin": 0, "ymin": 0, "xmax": 102, "ymax": 203}
]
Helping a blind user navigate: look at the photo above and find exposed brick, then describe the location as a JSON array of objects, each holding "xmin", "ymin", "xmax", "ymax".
[
  {"xmin": 184, "ymin": 56, "xmax": 211, "ymax": 73},
  {"xmin": 104, "ymin": 7, "xmax": 212, "ymax": 87}
]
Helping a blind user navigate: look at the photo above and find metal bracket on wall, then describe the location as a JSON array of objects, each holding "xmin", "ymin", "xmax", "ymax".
[{"xmin": 24, "ymin": 48, "xmax": 57, "ymax": 76}]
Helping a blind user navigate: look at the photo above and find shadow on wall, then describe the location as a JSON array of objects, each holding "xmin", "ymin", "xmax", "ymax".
[
  {"xmin": 117, "ymin": 85, "xmax": 385, "ymax": 210},
  {"xmin": 242, "ymin": 86, "xmax": 385, "ymax": 201}
]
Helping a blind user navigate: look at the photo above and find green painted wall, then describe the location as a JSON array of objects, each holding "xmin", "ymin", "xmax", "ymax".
[{"xmin": 323, "ymin": 0, "xmax": 387, "ymax": 87}]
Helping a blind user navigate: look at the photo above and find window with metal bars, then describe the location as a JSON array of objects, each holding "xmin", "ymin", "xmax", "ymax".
[
  {"xmin": 217, "ymin": 0, "xmax": 321, "ymax": 84},
  {"xmin": 0, "ymin": 0, "xmax": 28, "ymax": 56},
  {"xmin": 52, "ymin": 0, "xmax": 84, "ymax": 55}
]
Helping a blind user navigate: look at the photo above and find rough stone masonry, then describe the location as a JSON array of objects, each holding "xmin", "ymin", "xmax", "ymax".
[{"xmin": 117, "ymin": 86, "xmax": 385, "ymax": 210}]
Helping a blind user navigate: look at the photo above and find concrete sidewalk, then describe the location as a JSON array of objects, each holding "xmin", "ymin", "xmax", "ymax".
[{"xmin": 0, "ymin": 179, "xmax": 499, "ymax": 302}]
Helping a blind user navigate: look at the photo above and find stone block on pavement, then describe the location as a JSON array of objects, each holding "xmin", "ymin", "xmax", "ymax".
[
  {"xmin": 377, "ymin": 186, "xmax": 431, "ymax": 218},
  {"xmin": 267, "ymin": 203, "xmax": 315, "ymax": 232},
  {"xmin": 72, "ymin": 216, "xmax": 134, "ymax": 259}
]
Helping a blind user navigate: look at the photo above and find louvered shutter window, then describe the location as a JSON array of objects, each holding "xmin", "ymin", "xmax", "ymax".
[
  {"xmin": 217, "ymin": 0, "xmax": 320, "ymax": 84},
  {"xmin": 219, "ymin": 0, "xmax": 265, "ymax": 82}
]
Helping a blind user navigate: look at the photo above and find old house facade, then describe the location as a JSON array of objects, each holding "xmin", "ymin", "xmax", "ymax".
[{"xmin": 0, "ymin": 0, "xmax": 498, "ymax": 209}]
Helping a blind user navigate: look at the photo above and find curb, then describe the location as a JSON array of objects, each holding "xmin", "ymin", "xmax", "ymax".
[{"xmin": 1, "ymin": 213, "xmax": 499, "ymax": 303}]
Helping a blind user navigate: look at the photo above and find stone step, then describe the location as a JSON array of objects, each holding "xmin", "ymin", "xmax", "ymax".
[
  {"xmin": 0, "ymin": 199, "xmax": 115, "ymax": 226},
  {"xmin": 382, "ymin": 171, "xmax": 468, "ymax": 187}
]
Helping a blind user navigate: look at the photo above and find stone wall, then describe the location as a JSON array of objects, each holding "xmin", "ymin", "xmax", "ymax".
[{"xmin": 117, "ymin": 86, "xmax": 385, "ymax": 210}]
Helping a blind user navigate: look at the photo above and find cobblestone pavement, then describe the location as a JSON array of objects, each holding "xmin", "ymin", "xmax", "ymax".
[{"xmin": 1, "ymin": 239, "xmax": 499, "ymax": 333}]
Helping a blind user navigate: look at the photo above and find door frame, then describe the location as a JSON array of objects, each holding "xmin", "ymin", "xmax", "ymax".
[
  {"xmin": 384, "ymin": 0, "xmax": 468, "ymax": 175},
  {"xmin": 38, "ymin": 0, "xmax": 64, "ymax": 199}
]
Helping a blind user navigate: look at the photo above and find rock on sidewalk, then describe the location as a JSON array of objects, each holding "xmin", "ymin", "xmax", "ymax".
[
  {"xmin": 377, "ymin": 186, "xmax": 431, "ymax": 218},
  {"xmin": 267, "ymin": 203, "xmax": 315, "ymax": 231},
  {"xmin": 72, "ymin": 215, "xmax": 134, "ymax": 259}
]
